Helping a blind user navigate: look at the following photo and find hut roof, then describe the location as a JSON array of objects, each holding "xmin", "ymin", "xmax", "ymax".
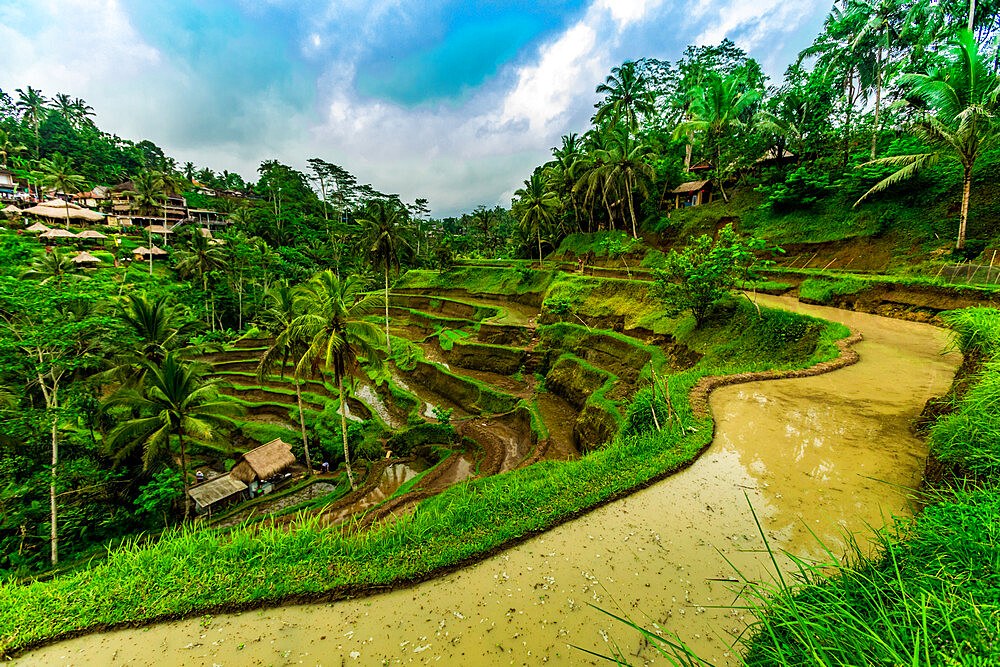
[
  {"xmin": 134, "ymin": 245, "xmax": 167, "ymax": 256},
  {"xmin": 188, "ymin": 474, "xmax": 247, "ymax": 509},
  {"xmin": 145, "ymin": 225, "xmax": 174, "ymax": 234},
  {"xmin": 230, "ymin": 438, "xmax": 296, "ymax": 484},
  {"xmin": 23, "ymin": 199, "xmax": 105, "ymax": 222},
  {"xmin": 755, "ymin": 148, "xmax": 796, "ymax": 164},
  {"xmin": 40, "ymin": 228, "xmax": 78, "ymax": 239},
  {"xmin": 71, "ymin": 251, "xmax": 102, "ymax": 264},
  {"xmin": 75, "ymin": 229, "xmax": 107, "ymax": 239},
  {"xmin": 3, "ymin": 204, "xmax": 22, "ymax": 215},
  {"xmin": 25, "ymin": 222, "xmax": 50, "ymax": 232},
  {"xmin": 671, "ymin": 180, "xmax": 710, "ymax": 194},
  {"xmin": 689, "ymin": 160, "xmax": 713, "ymax": 171}
]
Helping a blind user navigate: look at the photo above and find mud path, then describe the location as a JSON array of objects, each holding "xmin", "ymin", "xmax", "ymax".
[{"xmin": 23, "ymin": 298, "xmax": 960, "ymax": 666}]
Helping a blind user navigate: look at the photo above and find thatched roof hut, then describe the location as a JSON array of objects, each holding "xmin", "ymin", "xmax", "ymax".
[
  {"xmin": 23, "ymin": 198, "xmax": 104, "ymax": 223},
  {"xmin": 133, "ymin": 245, "xmax": 168, "ymax": 258},
  {"xmin": 75, "ymin": 229, "xmax": 107, "ymax": 240},
  {"xmin": 145, "ymin": 224, "xmax": 174, "ymax": 234},
  {"xmin": 25, "ymin": 221, "xmax": 50, "ymax": 232},
  {"xmin": 188, "ymin": 474, "xmax": 247, "ymax": 514},
  {"xmin": 670, "ymin": 180, "xmax": 713, "ymax": 208},
  {"xmin": 71, "ymin": 251, "xmax": 102, "ymax": 265},
  {"xmin": 40, "ymin": 228, "xmax": 79, "ymax": 240},
  {"xmin": 2, "ymin": 204, "xmax": 21, "ymax": 219},
  {"xmin": 230, "ymin": 438, "xmax": 296, "ymax": 485}
]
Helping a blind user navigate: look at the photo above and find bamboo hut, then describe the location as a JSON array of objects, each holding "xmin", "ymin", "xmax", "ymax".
[
  {"xmin": 188, "ymin": 474, "xmax": 248, "ymax": 515},
  {"xmin": 22, "ymin": 198, "xmax": 105, "ymax": 224},
  {"xmin": 2, "ymin": 204, "xmax": 21, "ymax": 220},
  {"xmin": 25, "ymin": 221, "xmax": 50, "ymax": 233},
  {"xmin": 40, "ymin": 228, "xmax": 79, "ymax": 243},
  {"xmin": 230, "ymin": 438, "xmax": 296, "ymax": 493},
  {"xmin": 670, "ymin": 180, "xmax": 713, "ymax": 208}
]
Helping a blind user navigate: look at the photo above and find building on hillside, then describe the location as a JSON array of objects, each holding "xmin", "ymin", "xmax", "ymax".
[
  {"xmin": 687, "ymin": 159, "xmax": 713, "ymax": 174},
  {"xmin": 109, "ymin": 181, "xmax": 187, "ymax": 229},
  {"xmin": 229, "ymin": 438, "xmax": 296, "ymax": 494},
  {"xmin": 754, "ymin": 148, "xmax": 796, "ymax": 170},
  {"xmin": 188, "ymin": 473, "xmax": 248, "ymax": 515},
  {"xmin": 670, "ymin": 180, "xmax": 713, "ymax": 208}
]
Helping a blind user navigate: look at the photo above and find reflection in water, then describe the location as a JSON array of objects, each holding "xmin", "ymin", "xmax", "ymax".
[{"xmin": 325, "ymin": 461, "xmax": 429, "ymax": 524}]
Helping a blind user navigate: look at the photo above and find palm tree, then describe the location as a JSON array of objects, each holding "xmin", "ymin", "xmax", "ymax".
[
  {"xmin": 40, "ymin": 153, "xmax": 87, "ymax": 228},
  {"xmin": 256, "ymin": 285, "xmax": 313, "ymax": 474},
  {"xmin": 20, "ymin": 248, "xmax": 88, "ymax": 285},
  {"xmin": 358, "ymin": 200, "xmax": 412, "ymax": 356},
  {"xmin": 674, "ymin": 73, "xmax": 762, "ymax": 202},
  {"xmin": 856, "ymin": 30, "xmax": 1000, "ymax": 250},
  {"xmin": 71, "ymin": 98, "xmax": 95, "ymax": 128},
  {"xmin": 471, "ymin": 205, "xmax": 494, "ymax": 245},
  {"xmin": 174, "ymin": 232, "xmax": 229, "ymax": 329},
  {"xmin": 594, "ymin": 61, "xmax": 655, "ymax": 132},
  {"xmin": 182, "ymin": 162, "xmax": 196, "ymax": 183},
  {"xmin": 104, "ymin": 353, "xmax": 244, "ymax": 519},
  {"xmin": 0, "ymin": 129, "xmax": 26, "ymax": 168},
  {"xmin": 514, "ymin": 172, "xmax": 560, "ymax": 266},
  {"xmin": 52, "ymin": 93, "xmax": 76, "ymax": 125},
  {"xmin": 588, "ymin": 132, "xmax": 655, "ymax": 239},
  {"xmin": 100, "ymin": 294, "xmax": 198, "ymax": 387},
  {"xmin": 290, "ymin": 272, "xmax": 384, "ymax": 489},
  {"xmin": 126, "ymin": 170, "xmax": 166, "ymax": 216},
  {"xmin": 15, "ymin": 86, "xmax": 48, "ymax": 158}
]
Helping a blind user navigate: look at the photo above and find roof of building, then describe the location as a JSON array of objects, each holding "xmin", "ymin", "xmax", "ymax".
[
  {"xmin": 72, "ymin": 251, "xmax": 102, "ymax": 264},
  {"xmin": 134, "ymin": 245, "xmax": 168, "ymax": 256},
  {"xmin": 671, "ymin": 180, "xmax": 711, "ymax": 194},
  {"xmin": 689, "ymin": 160, "xmax": 713, "ymax": 171},
  {"xmin": 75, "ymin": 229, "xmax": 107, "ymax": 239},
  {"xmin": 188, "ymin": 474, "xmax": 247, "ymax": 508},
  {"xmin": 40, "ymin": 228, "xmax": 78, "ymax": 239},
  {"xmin": 755, "ymin": 148, "xmax": 796, "ymax": 164},
  {"xmin": 230, "ymin": 438, "xmax": 296, "ymax": 484},
  {"xmin": 25, "ymin": 221, "xmax": 50, "ymax": 232}
]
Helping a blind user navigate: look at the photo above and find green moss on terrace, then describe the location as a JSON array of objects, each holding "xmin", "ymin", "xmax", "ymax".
[{"xmin": 0, "ymin": 273, "xmax": 851, "ymax": 658}]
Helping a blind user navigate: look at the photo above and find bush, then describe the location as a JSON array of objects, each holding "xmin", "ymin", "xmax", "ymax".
[{"xmin": 760, "ymin": 166, "xmax": 834, "ymax": 213}]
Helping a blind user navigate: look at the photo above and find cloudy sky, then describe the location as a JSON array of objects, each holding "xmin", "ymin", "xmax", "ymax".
[{"xmin": 0, "ymin": 0, "xmax": 831, "ymax": 216}]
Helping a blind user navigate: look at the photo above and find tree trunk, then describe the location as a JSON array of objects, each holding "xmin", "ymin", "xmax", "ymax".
[
  {"xmin": 844, "ymin": 72, "xmax": 855, "ymax": 168},
  {"xmin": 295, "ymin": 379, "xmax": 313, "ymax": 474},
  {"xmin": 871, "ymin": 43, "xmax": 883, "ymax": 161},
  {"xmin": 64, "ymin": 202, "xmax": 70, "ymax": 230},
  {"xmin": 716, "ymin": 147, "xmax": 729, "ymax": 203},
  {"xmin": 338, "ymin": 374, "xmax": 356, "ymax": 489},
  {"xmin": 179, "ymin": 432, "xmax": 191, "ymax": 520},
  {"xmin": 626, "ymin": 174, "xmax": 638, "ymax": 239},
  {"xmin": 969, "ymin": 0, "xmax": 977, "ymax": 31},
  {"xmin": 49, "ymin": 409, "xmax": 59, "ymax": 566},
  {"xmin": 384, "ymin": 269, "xmax": 392, "ymax": 356},
  {"xmin": 537, "ymin": 226, "xmax": 543, "ymax": 268},
  {"xmin": 957, "ymin": 165, "xmax": 972, "ymax": 250}
]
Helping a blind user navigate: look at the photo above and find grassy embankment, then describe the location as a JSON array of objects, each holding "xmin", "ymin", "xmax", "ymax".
[
  {"xmin": 0, "ymin": 266, "xmax": 849, "ymax": 657},
  {"xmin": 735, "ymin": 307, "xmax": 1000, "ymax": 666}
]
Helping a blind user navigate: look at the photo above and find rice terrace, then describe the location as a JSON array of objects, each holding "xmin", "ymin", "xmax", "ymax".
[{"xmin": 1, "ymin": 1, "xmax": 1000, "ymax": 665}]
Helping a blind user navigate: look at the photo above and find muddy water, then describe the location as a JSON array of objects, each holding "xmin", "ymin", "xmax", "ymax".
[
  {"xmin": 22, "ymin": 299, "xmax": 960, "ymax": 667},
  {"xmin": 321, "ymin": 462, "xmax": 431, "ymax": 524},
  {"xmin": 535, "ymin": 392, "xmax": 580, "ymax": 461}
]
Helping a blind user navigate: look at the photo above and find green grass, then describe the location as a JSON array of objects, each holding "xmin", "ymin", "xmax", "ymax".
[{"xmin": 797, "ymin": 276, "xmax": 874, "ymax": 304}]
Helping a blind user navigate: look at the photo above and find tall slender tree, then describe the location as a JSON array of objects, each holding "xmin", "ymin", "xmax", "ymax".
[
  {"xmin": 514, "ymin": 172, "xmax": 560, "ymax": 266},
  {"xmin": 40, "ymin": 153, "xmax": 86, "ymax": 228},
  {"xmin": 359, "ymin": 200, "xmax": 412, "ymax": 356}
]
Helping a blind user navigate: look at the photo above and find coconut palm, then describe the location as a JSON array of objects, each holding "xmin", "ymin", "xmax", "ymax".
[
  {"xmin": 674, "ymin": 73, "xmax": 762, "ymax": 202},
  {"xmin": 358, "ymin": 200, "xmax": 412, "ymax": 356},
  {"xmin": 15, "ymin": 86, "xmax": 48, "ymax": 158},
  {"xmin": 71, "ymin": 98, "xmax": 95, "ymax": 128},
  {"xmin": 39, "ymin": 153, "xmax": 87, "ymax": 228},
  {"xmin": 856, "ymin": 30, "xmax": 1000, "ymax": 250},
  {"xmin": 594, "ymin": 61, "xmax": 655, "ymax": 132},
  {"xmin": 126, "ymin": 170, "xmax": 166, "ymax": 217},
  {"xmin": 52, "ymin": 93, "xmax": 76, "ymax": 125},
  {"xmin": 174, "ymin": 232, "xmax": 230, "ymax": 329},
  {"xmin": 587, "ymin": 132, "xmax": 655, "ymax": 239},
  {"xmin": 20, "ymin": 248, "xmax": 88, "ymax": 285},
  {"xmin": 100, "ymin": 294, "xmax": 199, "ymax": 387},
  {"xmin": 104, "ymin": 353, "xmax": 245, "ymax": 519},
  {"xmin": 256, "ymin": 285, "xmax": 313, "ymax": 475},
  {"xmin": 0, "ymin": 129, "xmax": 26, "ymax": 168},
  {"xmin": 514, "ymin": 172, "xmax": 560, "ymax": 266},
  {"xmin": 289, "ymin": 271, "xmax": 384, "ymax": 489}
]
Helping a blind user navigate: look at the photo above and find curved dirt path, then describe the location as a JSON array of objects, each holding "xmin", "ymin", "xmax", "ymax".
[{"xmin": 21, "ymin": 297, "xmax": 960, "ymax": 667}]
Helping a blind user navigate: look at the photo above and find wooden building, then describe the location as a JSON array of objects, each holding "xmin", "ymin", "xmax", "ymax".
[
  {"xmin": 188, "ymin": 473, "xmax": 248, "ymax": 515},
  {"xmin": 670, "ymin": 180, "xmax": 713, "ymax": 208},
  {"xmin": 230, "ymin": 438, "xmax": 296, "ymax": 494}
]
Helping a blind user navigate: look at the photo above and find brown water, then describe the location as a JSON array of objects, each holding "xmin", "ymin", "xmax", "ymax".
[
  {"xmin": 322, "ymin": 461, "xmax": 431, "ymax": 525},
  {"xmin": 20, "ymin": 298, "xmax": 960, "ymax": 666}
]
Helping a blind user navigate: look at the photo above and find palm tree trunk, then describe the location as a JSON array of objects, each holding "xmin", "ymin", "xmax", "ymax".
[
  {"xmin": 871, "ymin": 43, "xmax": 883, "ymax": 160},
  {"xmin": 384, "ymin": 269, "xmax": 392, "ymax": 356},
  {"xmin": 338, "ymin": 374, "xmax": 356, "ymax": 489},
  {"xmin": 844, "ymin": 72, "xmax": 855, "ymax": 168},
  {"xmin": 179, "ymin": 432, "xmax": 191, "ymax": 520},
  {"xmin": 49, "ymin": 409, "xmax": 59, "ymax": 566},
  {"xmin": 626, "ymin": 174, "xmax": 638, "ymax": 239},
  {"xmin": 537, "ymin": 226, "xmax": 543, "ymax": 268},
  {"xmin": 295, "ymin": 379, "xmax": 313, "ymax": 474},
  {"xmin": 969, "ymin": 0, "xmax": 976, "ymax": 33},
  {"xmin": 64, "ymin": 201, "xmax": 70, "ymax": 230},
  {"xmin": 716, "ymin": 147, "xmax": 729, "ymax": 203},
  {"xmin": 958, "ymin": 165, "xmax": 973, "ymax": 250}
]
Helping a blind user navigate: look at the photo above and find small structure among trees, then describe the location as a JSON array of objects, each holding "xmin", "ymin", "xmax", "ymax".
[
  {"xmin": 229, "ymin": 438, "xmax": 296, "ymax": 494},
  {"xmin": 187, "ymin": 474, "xmax": 247, "ymax": 516},
  {"xmin": 671, "ymin": 180, "xmax": 713, "ymax": 208}
]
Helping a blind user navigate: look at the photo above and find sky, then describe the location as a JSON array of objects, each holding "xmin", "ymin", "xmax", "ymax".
[{"xmin": 0, "ymin": 0, "xmax": 831, "ymax": 217}]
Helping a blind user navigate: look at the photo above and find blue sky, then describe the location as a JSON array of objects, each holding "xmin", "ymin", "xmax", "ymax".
[{"xmin": 0, "ymin": 0, "xmax": 832, "ymax": 216}]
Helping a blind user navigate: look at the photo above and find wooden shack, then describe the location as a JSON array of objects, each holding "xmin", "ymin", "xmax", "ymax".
[
  {"xmin": 671, "ymin": 180, "xmax": 713, "ymax": 208},
  {"xmin": 187, "ymin": 473, "xmax": 247, "ymax": 515},
  {"xmin": 230, "ymin": 438, "xmax": 296, "ymax": 493}
]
